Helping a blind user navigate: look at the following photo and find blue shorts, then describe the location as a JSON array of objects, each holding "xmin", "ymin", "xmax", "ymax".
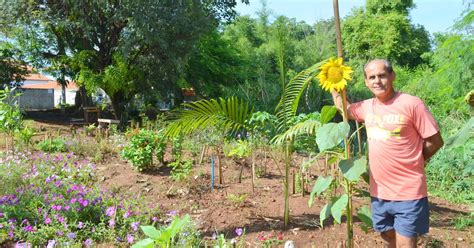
[{"xmin": 371, "ymin": 197, "xmax": 429, "ymax": 237}]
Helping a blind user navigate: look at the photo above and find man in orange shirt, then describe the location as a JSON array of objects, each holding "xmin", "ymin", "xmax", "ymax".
[{"xmin": 332, "ymin": 59, "xmax": 444, "ymax": 248}]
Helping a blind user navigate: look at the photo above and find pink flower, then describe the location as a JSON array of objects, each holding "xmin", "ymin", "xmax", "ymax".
[
  {"xmin": 235, "ymin": 228, "xmax": 243, "ymax": 236},
  {"xmin": 105, "ymin": 207, "xmax": 115, "ymax": 217},
  {"xmin": 46, "ymin": 240, "xmax": 56, "ymax": 248},
  {"xmin": 123, "ymin": 210, "xmax": 133, "ymax": 219},
  {"xmin": 278, "ymin": 233, "xmax": 283, "ymax": 240},
  {"xmin": 108, "ymin": 219, "xmax": 115, "ymax": 228},
  {"xmin": 131, "ymin": 221, "xmax": 140, "ymax": 231},
  {"xmin": 84, "ymin": 239, "xmax": 93, "ymax": 247},
  {"xmin": 44, "ymin": 217, "xmax": 51, "ymax": 225},
  {"xmin": 23, "ymin": 225, "xmax": 34, "ymax": 232},
  {"xmin": 127, "ymin": 234, "xmax": 134, "ymax": 244},
  {"xmin": 79, "ymin": 199, "xmax": 89, "ymax": 207}
]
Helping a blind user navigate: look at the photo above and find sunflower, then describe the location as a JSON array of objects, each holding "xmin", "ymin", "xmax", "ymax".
[{"xmin": 316, "ymin": 57, "xmax": 353, "ymax": 92}]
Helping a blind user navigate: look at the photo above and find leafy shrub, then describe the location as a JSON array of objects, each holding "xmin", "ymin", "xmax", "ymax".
[
  {"xmin": 121, "ymin": 129, "xmax": 166, "ymax": 171},
  {"xmin": 0, "ymin": 87, "xmax": 23, "ymax": 150},
  {"xmin": 171, "ymin": 135, "xmax": 183, "ymax": 161},
  {"xmin": 168, "ymin": 160, "xmax": 193, "ymax": 181},
  {"xmin": 15, "ymin": 127, "xmax": 36, "ymax": 149},
  {"xmin": 36, "ymin": 138, "xmax": 67, "ymax": 153}
]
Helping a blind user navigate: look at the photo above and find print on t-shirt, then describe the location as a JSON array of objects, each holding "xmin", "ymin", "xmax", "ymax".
[{"xmin": 365, "ymin": 113, "xmax": 404, "ymax": 142}]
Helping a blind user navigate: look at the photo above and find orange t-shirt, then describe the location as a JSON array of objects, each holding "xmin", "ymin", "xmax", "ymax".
[{"xmin": 349, "ymin": 92, "xmax": 440, "ymax": 200}]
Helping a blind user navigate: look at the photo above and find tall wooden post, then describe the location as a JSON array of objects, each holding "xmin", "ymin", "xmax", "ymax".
[{"xmin": 333, "ymin": 1, "xmax": 353, "ymax": 247}]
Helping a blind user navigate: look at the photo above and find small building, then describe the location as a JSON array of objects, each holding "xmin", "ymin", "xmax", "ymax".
[{"xmin": 18, "ymin": 68, "xmax": 78, "ymax": 110}]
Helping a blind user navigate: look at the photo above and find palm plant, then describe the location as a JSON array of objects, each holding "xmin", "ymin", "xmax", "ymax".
[
  {"xmin": 166, "ymin": 97, "xmax": 254, "ymax": 184},
  {"xmin": 272, "ymin": 61, "xmax": 325, "ymax": 228},
  {"xmin": 166, "ymin": 97, "xmax": 254, "ymax": 137}
]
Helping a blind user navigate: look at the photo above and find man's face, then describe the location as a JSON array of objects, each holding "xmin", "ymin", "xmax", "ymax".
[{"xmin": 364, "ymin": 61, "xmax": 395, "ymax": 102}]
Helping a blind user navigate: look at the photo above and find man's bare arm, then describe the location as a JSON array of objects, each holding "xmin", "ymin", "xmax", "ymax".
[
  {"xmin": 423, "ymin": 132, "xmax": 444, "ymax": 164},
  {"xmin": 331, "ymin": 90, "xmax": 355, "ymax": 120}
]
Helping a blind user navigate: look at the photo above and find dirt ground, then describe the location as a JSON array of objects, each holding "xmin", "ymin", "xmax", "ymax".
[{"xmin": 8, "ymin": 112, "xmax": 474, "ymax": 247}]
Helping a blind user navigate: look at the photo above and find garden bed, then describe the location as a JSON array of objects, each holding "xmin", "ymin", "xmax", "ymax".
[{"xmin": 0, "ymin": 118, "xmax": 472, "ymax": 247}]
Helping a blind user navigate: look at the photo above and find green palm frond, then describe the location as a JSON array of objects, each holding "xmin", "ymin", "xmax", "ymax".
[
  {"xmin": 275, "ymin": 61, "xmax": 326, "ymax": 132},
  {"xmin": 166, "ymin": 97, "xmax": 254, "ymax": 137},
  {"xmin": 272, "ymin": 119, "xmax": 321, "ymax": 145}
]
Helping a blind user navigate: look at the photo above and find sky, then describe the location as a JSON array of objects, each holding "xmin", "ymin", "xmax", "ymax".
[{"xmin": 235, "ymin": 0, "xmax": 469, "ymax": 34}]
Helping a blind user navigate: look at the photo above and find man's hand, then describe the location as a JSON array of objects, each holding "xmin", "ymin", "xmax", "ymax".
[
  {"xmin": 423, "ymin": 132, "xmax": 444, "ymax": 165},
  {"xmin": 331, "ymin": 90, "xmax": 355, "ymax": 120}
]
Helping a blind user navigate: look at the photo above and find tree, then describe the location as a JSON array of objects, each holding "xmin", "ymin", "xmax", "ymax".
[
  {"xmin": 342, "ymin": 4, "xmax": 430, "ymax": 67},
  {"xmin": 366, "ymin": 0, "xmax": 414, "ymax": 15},
  {"xmin": 184, "ymin": 30, "xmax": 245, "ymax": 98},
  {"xmin": 0, "ymin": 47, "xmax": 27, "ymax": 88},
  {"xmin": 0, "ymin": 0, "xmax": 246, "ymax": 120}
]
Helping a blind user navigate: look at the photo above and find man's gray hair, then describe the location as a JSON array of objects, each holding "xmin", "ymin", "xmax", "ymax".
[{"xmin": 363, "ymin": 59, "xmax": 394, "ymax": 78}]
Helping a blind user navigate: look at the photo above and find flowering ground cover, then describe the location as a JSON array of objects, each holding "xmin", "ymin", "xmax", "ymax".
[{"xmin": 0, "ymin": 152, "xmax": 162, "ymax": 247}]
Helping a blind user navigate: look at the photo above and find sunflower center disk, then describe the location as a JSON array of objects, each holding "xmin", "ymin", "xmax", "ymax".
[{"xmin": 327, "ymin": 67, "xmax": 343, "ymax": 83}]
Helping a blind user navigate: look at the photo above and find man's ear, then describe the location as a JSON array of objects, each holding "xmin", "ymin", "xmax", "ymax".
[{"xmin": 390, "ymin": 71, "xmax": 396, "ymax": 81}]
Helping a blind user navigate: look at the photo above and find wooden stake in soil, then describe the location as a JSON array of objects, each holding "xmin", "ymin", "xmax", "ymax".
[
  {"xmin": 199, "ymin": 145, "xmax": 207, "ymax": 165},
  {"xmin": 238, "ymin": 159, "xmax": 244, "ymax": 183},
  {"xmin": 251, "ymin": 151, "xmax": 255, "ymax": 193},
  {"xmin": 292, "ymin": 169, "xmax": 296, "ymax": 195},
  {"xmin": 217, "ymin": 147, "xmax": 223, "ymax": 185},
  {"xmin": 301, "ymin": 168, "xmax": 305, "ymax": 197},
  {"xmin": 211, "ymin": 157, "xmax": 215, "ymax": 190}
]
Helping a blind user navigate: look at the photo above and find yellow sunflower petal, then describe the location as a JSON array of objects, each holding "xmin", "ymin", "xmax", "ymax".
[{"xmin": 316, "ymin": 58, "xmax": 353, "ymax": 92}]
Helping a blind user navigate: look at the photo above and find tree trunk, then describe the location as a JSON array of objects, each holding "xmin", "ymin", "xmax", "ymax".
[
  {"xmin": 78, "ymin": 86, "xmax": 93, "ymax": 107},
  {"xmin": 110, "ymin": 91, "xmax": 128, "ymax": 128}
]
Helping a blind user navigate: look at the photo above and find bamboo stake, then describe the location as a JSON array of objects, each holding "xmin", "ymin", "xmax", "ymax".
[{"xmin": 333, "ymin": 0, "xmax": 353, "ymax": 247}]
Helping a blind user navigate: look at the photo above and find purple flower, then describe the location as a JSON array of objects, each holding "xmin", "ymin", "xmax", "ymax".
[
  {"xmin": 64, "ymin": 205, "xmax": 70, "ymax": 211},
  {"xmin": 54, "ymin": 180, "xmax": 62, "ymax": 187},
  {"xmin": 56, "ymin": 215, "xmax": 65, "ymax": 223},
  {"xmin": 235, "ymin": 227, "xmax": 243, "ymax": 236},
  {"xmin": 0, "ymin": 224, "xmax": 3, "ymax": 229},
  {"xmin": 44, "ymin": 217, "xmax": 51, "ymax": 225},
  {"xmin": 152, "ymin": 216, "xmax": 159, "ymax": 222},
  {"xmin": 70, "ymin": 198, "xmax": 77, "ymax": 204},
  {"xmin": 131, "ymin": 221, "xmax": 140, "ymax": 231},
  {"xmin": 0, "ymin": 212, "xmax": 3, "ymax": 218},
  {"xmin": 67, "ymin": 232, "xmax": 76, "ymax": 239},
  {"xmin": 84, "ymin": 239, "xmax": 93, "ymax": 247},
  {"xmin": 14, "ymin": 242, "xmax": 31, "ymax": 248},
  {"xmin": 105, "ymin": 206, "xmax": 115, "ymax": 217},
  {"xmin": 23, "ymin": 225, "xmax": 34, "ymax": 232},
  {"xmin": 51, "ymin": 205, "xmax": 62, "ymax": 211},
  {"xmin": 168, "ymin": 210, "xmax": 177, "ymax": 216},
  {"xmin": 108, "ymin": 219, "xmax": 115, "ymax": 227},
  {"xmin": 56, "ymin": 230, "xmax": 64, "ymax": 236},
  {"xmin": 123, "ymin": 210, "xmax": 133, "ymax": 219},
  {"xmin": 77, "ymin": 222, "xmax": 84, "ymax": 229},
  {"xmin": 46, "ymin": 240, "xmax": 56, "ymax": 248},
  {"xmin": 127, "ymin": 234, "xmax": 134, "ymax": 244},
  {"xmin": 79, "ymin": 199, "xmax": 89, "ymax": 207}
]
